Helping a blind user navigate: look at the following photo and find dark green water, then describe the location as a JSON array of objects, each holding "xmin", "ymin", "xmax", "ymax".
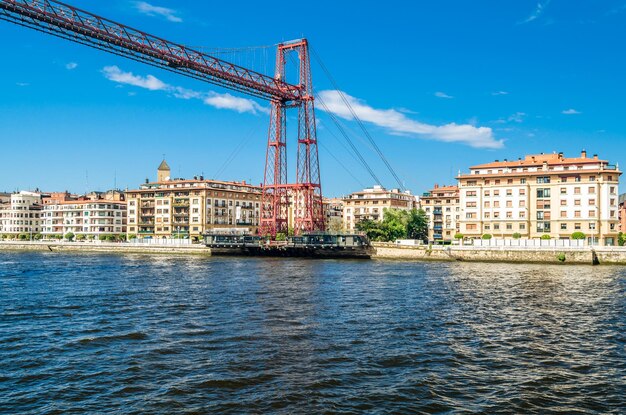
[{"xmin": 0, "ymin": 252, "xmax": 624, "ymax": 414}]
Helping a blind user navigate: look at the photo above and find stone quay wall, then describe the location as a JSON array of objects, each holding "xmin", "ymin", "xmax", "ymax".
[{"xmin": 371, "ymin": 243, "xmax": 626, "ymax": 265}]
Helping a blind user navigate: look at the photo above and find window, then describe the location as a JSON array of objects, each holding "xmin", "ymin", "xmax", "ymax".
[
  {"xmin": 495, "ymin": 180, "xmax": 501, "ymax": 184},
  {"xmin": 506, "ymin": 189, "xmax": 513, "ymax": 196},
  {"xmin": 537, "ymin": 188, "xmax": 551, "ymax": 198},
  {"xmin": 537, "ymin": 176, "xmax": 550, "ymax": 184},
  {"xmin": 589, "ymin": 187, "xmax": 596, "ymax": 194},
  {"xmin": 485, "ymin": 225, "xmax": 491, "ymax": 230},
  {"xmin": 575, "ymin": 176, "xmax": 581, "ymax": 182},
  {"xmin": 574, "ymin": 199, "xmax": 581, "ymax": 206},
  {"xmin": 560, "ymin": 187, "xmax": 567, "ymax": 195},
  {"xmin": 484, "ymin": 190, "xmax": 491, "ymax": 197},
  {"xmin": 537, "ymin": 221, "xmax": 551, "ymax": 232},
  {"xmin": 561, "ymin": 177, "xmax": 568, "ymax": 183},
  {"xmin": 494, "ymin": 224, "xmax": 500, "ymax": 230},
  {"xmin": 589, "ymin": 199, "xmax": 596, "ymax": 206},
  {"xmin": 561, "ymin": 223, "xmax": 567, "ymax": 230},
  {"xmin": 507, "ymin": 179, "xmax": 513, "ymax": 184},
  {"xmin": 494, "ymin": 201, "xmax": 500, "ymax": 208},
  {"xmin": 494, "ymin": 212, "xmax": 500, "ymax": 218},
  {"xmin": 560, "ymin": 200, "xmax": 567, "ymax": 206},
  {"xmin": 520, "ymin": 211, "xmax": 526, "ymax": 219},
  {"xmin": 466, "ymin": 224, "xmax": 477, "ymax": 230},
  {"xmin": 520, "ymin": 224, "xmax": 526, "ymax": 230},
  {"xmin": 589, "ymin": 210, "xmax": 596, "ymax": 217},
  {"xmin": 466, "ymin": 202, "xmax": 477, "ymax": 208},
  {"xmin": 506, "ymin": 223, "xmax": 513, "ymax": 230},
  {"xmin": 560, "ymin": 211, "xmax": 567, "ymax": 218},
  {"xmin": 466, "ymin": 191, "xmax": 477, "ymax": 197},
  {"xmin": 589, "ymin": 176, "xmax": 596, "ymax": 182},
  {"xmin": 520, "ymin": 178, "xmax": 527, "ymax": 184},
  {"xmin": 484, "ymin": 212, "xmax": 490, "ymax": 219},
  {"xmin": 484, "ymin": 201, "xmax": 491, "ymax": 208},
  {"xmin": 589, "ymin": 223, "xmax": 596, "ymax": 230},
  {"xmin": 574, "ymin": 211, "xmax": 581, "ymax": 218},
  {"xmin": 519, "ymin": 189, "xmax": 526, "ymax": 196},
  {"xmin": 466, "ymin": 213, "xmax": 475, "ymax": 219},
  {"xmin": 494, "ymin": 190, "xmax": 500, "ymax": 196},
  {"xmin": 467, "ymin": 180, "xmax": 477, "ymax": 186},
  {"xmin": 506, "ymin": 211, "xmax": 513, "ymax": 218},
  {"xmin": 506, "ymin": 201, "xmax": 513, "ymax": 208},
  {"xmin": 519, "ymin": 200, "xmax": 526, "ymax": 207}
]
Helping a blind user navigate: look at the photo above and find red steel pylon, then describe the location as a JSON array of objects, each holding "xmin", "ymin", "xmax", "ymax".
[{"xmin": 260, "ymin": 40, "xmax": 324, "ymax": 237}]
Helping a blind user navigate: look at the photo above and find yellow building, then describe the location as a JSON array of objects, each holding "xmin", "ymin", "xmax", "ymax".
[
  {"xmin": 421, "ymin": 185, "xmax": 460, "ymax": 243},
  {"xmin": 126, "ymin": 161, "xmax": 262, "ymax": 240},
  {"xmin": 458, "ymin": 151, "xmax": 621, "ymax": 245},
  {"xmin": 342, "ymin": 185, "xmax": 417, "ymax": 232}
]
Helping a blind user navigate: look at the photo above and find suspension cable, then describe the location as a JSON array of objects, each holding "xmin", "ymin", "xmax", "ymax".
[{"xmin": 311, "ymin": 46, "xmax": 406, "ymax": 191}]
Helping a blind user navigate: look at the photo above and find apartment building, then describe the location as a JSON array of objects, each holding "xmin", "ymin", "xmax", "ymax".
[
  {"xmin": 342, "ymin": 185, "xmax": 417, "ymax": 232},
  {"xmin": 458, "ymin": 151, "xmax": 621, "ymax": 245},
  {"xmin": 0, "ymin": 191, "xmax": 45, "ymax": 236},
  {"xmin": 126, "ymin": 160, "xmax": 262, "ymax": 240},
  {"xmin": 323, "ymin": 197, "xmax": 344, "ymax": 231},
  {"xmin": 618, "ymin": 193, "xmax": 626, "ymax": 233},
  {"xmin": 421, "ymin": 185, "xmax": 460, "ymax": 243},
  {"xmin": 42, "ymin": 192, "xmax": 127, "ymax": 238}
]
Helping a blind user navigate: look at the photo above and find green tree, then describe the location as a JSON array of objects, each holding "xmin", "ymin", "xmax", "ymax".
[
  {"xmin": 33, "ymin": 233, "xmax": 43, "ymax": 241},
  {"xmin": 327, "ymin": 217, "xmax": 343, "ymax": 233},
  {"xmin": 454, "ymin": 233, "xmax": 464, "ymax": 240},
  {"xmin": 18, "ymin": 233, "xmax": 28, "ymax": 241},
  {"xmin": 64, "ymin": 232, "xmax": 75, "ymax": 241},
  {"xmin": 512, "ymin": 232, "xmax": 522, "ymax": 239},
  {"xmin": 618, "ymin": 232, "xmax": 624, "ymax": 246},
  {"xmin": 482, "ymin": 234, "xmax": 492, "ymax": 240},
  {"xmin": 405, "ymin": 208, "xmax": 428, "ymax": 241},
  {"xmin": 540, "ymin": 234, "xmax": 551, "ymax": 240},
  {"xmin": 571, "ymin": 232, "xmax": 586, "ymax": 240},
  {"xmin": 275, "ymin": 232, "xmax": 287, "ymax": 241},
  {"xmin": 76, "ymin": 234, "xmax": 86, "ymax": 241},
  {"xmin": 127, "ymin": 234, "xmax": 137, "ymax": 241}
]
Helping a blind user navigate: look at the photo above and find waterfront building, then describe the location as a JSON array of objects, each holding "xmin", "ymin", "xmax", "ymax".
[
  {"xmin": 125, "ymin": 160, "xmax": 262, "ymax": 240},
  {"xmin": 458, "ymin": 151, "xmax": 621, "ymax": 245},
  {"xmin": 0, "ymin": 191, "xmax": 44, "ymax": 236},
  {"xmin": 421, "ymin": 185, "xmax": 460, "ymax": 243},
  {"xmin": 342, "ymin": 185, "xmax": 417, "ymax": 232},
  {"xmin": 323, "ymin": 197, "xmax": 344, "ymax": 231},
  {"xmin": 618, "ymin": 193, "xmax": 626, "ymax": 233},
  {"xmin": 42, "ymin": 191, "xmax": 127, "ymax": 238}
]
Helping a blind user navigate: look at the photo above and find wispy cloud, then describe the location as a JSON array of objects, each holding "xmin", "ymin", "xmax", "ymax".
[
  {"xmin": 491, "ymin": 90, "xmax": 509, "ymax": 96},
  {"xmin": 16, "ymin": 82, "xmax": 29, "ymax": 87},
  {"xmin": 134, "ymin": 1, "xmax": 182, "ymax": 23},
  {"xmin": 562, "ymin": 108, "xmax": 582, "ymax": 115},
  {"xmin": 65, "ymin": 62, "xmax": 78, "ymax": 70},
  {"xmin": 102, "ymin": 65, "xmax": 267, "ymax": 114},
  {"xmin": 317, "ymin": 90, "xmax": 503, "ymax": 149},
  {"xmin": 520, "ymin": 0, "xmax": 551, "ymax": 24},
  {"xmin": 434, "ymin": 91, "xmax": 454, "ymax": 99}
]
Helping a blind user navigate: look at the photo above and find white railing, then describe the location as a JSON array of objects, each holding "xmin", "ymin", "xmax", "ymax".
[{"xmin": 470, "ymin": 238, "xmax": 585, "ymax": 248}]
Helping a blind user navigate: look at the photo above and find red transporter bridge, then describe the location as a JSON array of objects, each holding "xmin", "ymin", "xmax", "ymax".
[{"xmin": 0, "ymin": 0, "xmax": 324, "ymax": 237}]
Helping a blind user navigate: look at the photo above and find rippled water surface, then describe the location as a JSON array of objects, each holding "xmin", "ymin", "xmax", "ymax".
[{"xmin": 0, "ymin": 252, "xmax": 624, "ymax": 414}]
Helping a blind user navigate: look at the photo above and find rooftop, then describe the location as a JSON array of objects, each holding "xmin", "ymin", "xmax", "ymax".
[{"xmin": 470, "ymin": 151, "xmax": 609, "ymax": 170}]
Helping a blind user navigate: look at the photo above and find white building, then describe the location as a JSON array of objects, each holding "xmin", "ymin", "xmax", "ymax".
[
  {"xmin": 342, "ymin": 185, "xmax": 418, "ymax": 232},
  {"xmin": 0, "ymin": 191, "xmax": 45, "ymax": 236},
  {"xmin": 42, "ymin": 200, "xmax": 127, "ymax": 238}
]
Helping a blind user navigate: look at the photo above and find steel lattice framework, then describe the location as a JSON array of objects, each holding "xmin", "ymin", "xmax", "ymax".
[{"xmin": 0, "ymin": 0, "xmax": 325, "ymax": 236}]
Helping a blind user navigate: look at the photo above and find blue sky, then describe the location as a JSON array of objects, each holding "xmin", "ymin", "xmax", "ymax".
[{"xmin": 1, "ymin": 0, "xmax": 625, "ymax": 197}]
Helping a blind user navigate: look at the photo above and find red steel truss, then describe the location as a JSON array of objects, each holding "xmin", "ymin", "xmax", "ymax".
[{"xmin": 0, "ymin": 0, "xmax": 325, "ymax": 236}]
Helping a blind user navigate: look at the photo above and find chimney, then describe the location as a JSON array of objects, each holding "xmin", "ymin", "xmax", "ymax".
[
  {"xmin": 504, "ymin": 158, "xmax": 508, "ymax": 162},
  {"xmin": 593, "ymin": 154, "xmax": 598, "ymax": 160},
  {"xmin": 581, "ymin": 149, "xmax": 587, "ymax": 158},
  {"xmin": 558, "ymin": 152, "xmax": 564, "ymax": 159},
  {"xmin": 145, "ymin": 178, "xmax": 149, "ymax": 184}
]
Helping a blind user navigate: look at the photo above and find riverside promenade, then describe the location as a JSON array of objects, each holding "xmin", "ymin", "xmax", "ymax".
[{"xmin": 1, "ymin": 240, "xmax": 626, "ymax": 264}]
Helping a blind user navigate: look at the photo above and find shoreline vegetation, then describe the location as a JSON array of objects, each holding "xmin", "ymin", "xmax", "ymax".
[{"xmin": 1, "ymin": 241, "xmax": 626, "ymax": 265}]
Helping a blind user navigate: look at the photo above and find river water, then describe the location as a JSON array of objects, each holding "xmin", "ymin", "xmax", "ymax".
[{"xmin": 0, "ymin": 252, "xmax": 624, "ymax": 414}]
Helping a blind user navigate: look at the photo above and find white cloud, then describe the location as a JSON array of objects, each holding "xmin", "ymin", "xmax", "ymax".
[
  {"xmin": 508, "ymin": 112, "xmax": 526, "ymax": 123},
  {"xmin": 204, "ymin": 92, "xmax": 267, "ymax": 114},
  {"xmin": 16, "ymin": 82, "xmax": 29, "ymax": 87},
  {"xmin": 102, "ymin": 65, "xmax": 167, "ymax": 90},
  {"xmin": 134, "ymin": 1, "xmax": 182, "ymax": 22},
  {"xmin": 101, "ymin": 65, "xmax": 266, "ymax": 115},
  {"xmin": 65, "ymin": 62, "xmax": 78, "ymax": 70},
  {"xmin": 434, "ymin": 91, "xmax": 453, "ymax": 99},
  {"xmin": 317, "ymin": 90, "xmax": 503, "ymax": 149},
  {"xmin": 491, "ymin": 91, "xmax": 508, "ymax": 96},
  {"xmin": 520, "ymin": 0, "xmax": 551, "ymax": 24},
  {"xmin": 562, "ymin": 108, "xmax": 582, "ymax": 115}
]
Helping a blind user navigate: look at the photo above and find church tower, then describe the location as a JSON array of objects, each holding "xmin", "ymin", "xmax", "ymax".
[{"xmin": 157, "ymin": 159, "xmax": 170, "ymax": 182}]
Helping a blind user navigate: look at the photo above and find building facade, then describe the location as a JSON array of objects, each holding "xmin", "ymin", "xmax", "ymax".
[
  {"xmin": 0, "ymin": 191, "xmax": 45, "ymax": 236},
  {"xmin": 421, "ymin": 185, "xmax": 460, "ymax": 243},
  {"xmin": 619, "ymin": 193, "xmax": 626, "ymax": 233},
  {"xmin": 342, "ymin": 185, "xmax": 417, "ymax": 232},
  {"xmin": 323, "ymin": 197, "xmax": 344, "ymax": 231},
  {"xmin": 458, "ymin": 151, "xmax": 621, "ymax": 245},
  {"xmin": 42, "ymin": 196, "xmax": 127, "ymax": 239},
  {"xmin": 126, "ymin": 161, "xmax": 262, "ymax": 240}
]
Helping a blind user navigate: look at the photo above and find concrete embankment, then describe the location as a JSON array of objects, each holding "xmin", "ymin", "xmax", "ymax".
[
  {"xmin": 371, "ymin": 242, "xmax": 626, "ymax": 265},
  {"xmin": 0, "ymin": 241, "xmax": 211, "ymax": 256}
]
